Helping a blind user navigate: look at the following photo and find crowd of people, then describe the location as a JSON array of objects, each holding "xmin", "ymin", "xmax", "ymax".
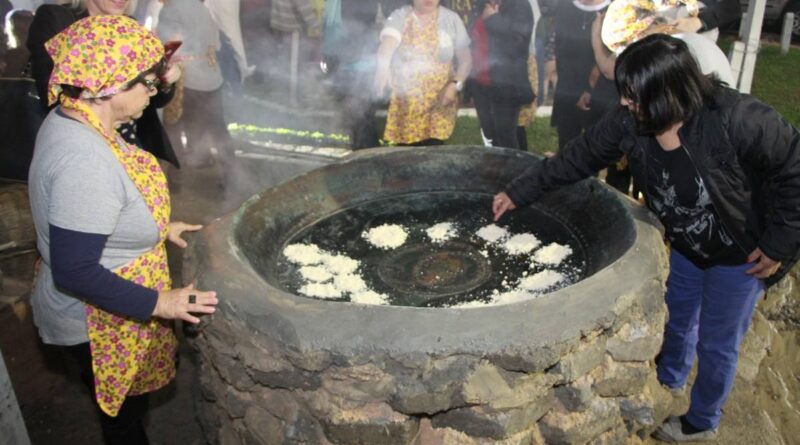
[
  {"xmin": 1, "ymin": 0, "xmax": 745, "ymax": 156},
  {"xmin": 1, "ymin": 0, "xmax": 799, "ymax": 444}
]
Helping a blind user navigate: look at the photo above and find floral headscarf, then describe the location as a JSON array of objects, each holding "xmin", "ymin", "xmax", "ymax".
[
  {"xmin": 601, "ymin": 0, "xmax": 699, "ymax": 53},
  {"xmin": 45, "ymin": 15, "xmax": 164, "ymax": 107}
]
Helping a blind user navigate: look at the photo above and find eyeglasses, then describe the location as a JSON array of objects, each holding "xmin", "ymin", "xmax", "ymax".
[
  {"xmin": 126, "ymin": 77, "xmax": 160, "ymax": 92},
  {"xmin": 138, "ymin": 78, "xmax": 161, "ymax": 92}
]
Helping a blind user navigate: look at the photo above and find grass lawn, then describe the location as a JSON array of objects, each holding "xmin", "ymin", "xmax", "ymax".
[
  {"xmin": 742, "ymin": 42, "xmax": 800, "ymax": 125},
  {"xmin": 444, "ymin": 113, "xmax": 560, "ymax": 155},
  {"xmin": 373, "ymin": 114, "xmax": 560, "ymax": 155}
]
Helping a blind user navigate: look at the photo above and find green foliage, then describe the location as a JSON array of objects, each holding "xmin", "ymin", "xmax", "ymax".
[{"xmin": 749, "ymin": 44, "xmax": 800, "ymax": 125}]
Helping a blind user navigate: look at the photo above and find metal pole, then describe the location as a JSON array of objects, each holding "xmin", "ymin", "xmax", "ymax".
[{"xmin": 781, "ymin": 12, "xmax": 795, "ymax": 55}]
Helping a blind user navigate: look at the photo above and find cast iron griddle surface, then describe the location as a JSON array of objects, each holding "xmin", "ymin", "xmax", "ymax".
[{"xmin": 275, "ymin": 191, "xmax": 587, "ymax": 307}]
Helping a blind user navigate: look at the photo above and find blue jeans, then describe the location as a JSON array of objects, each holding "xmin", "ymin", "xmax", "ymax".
[{"xmin": 657, "ymin": 250, "xmax": 763, "ymax": 430}]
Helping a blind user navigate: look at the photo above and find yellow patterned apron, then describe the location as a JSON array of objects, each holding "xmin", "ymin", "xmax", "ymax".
[
  {"xmin": 81, "ymin": 111, "xmax": 177, "ymax": 418},
  {"xmin": 384, "ymin": 9, "xmax": 457, "ymax": 144}
]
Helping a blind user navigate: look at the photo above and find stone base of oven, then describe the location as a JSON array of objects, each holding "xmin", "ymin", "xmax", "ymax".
[{"xmin": 193, "ymin": 279, "xmax": 670, "ymax": 445}]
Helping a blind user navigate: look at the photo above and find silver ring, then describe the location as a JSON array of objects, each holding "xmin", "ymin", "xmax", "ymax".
[{"xmin": 188, "ymin": 294, "xmax": 196, "ymax": 305}]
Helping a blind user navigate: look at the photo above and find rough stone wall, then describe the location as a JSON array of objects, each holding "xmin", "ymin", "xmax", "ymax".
[{"xmin": 193, "ymin": 282, "xmax": 671, "ymax": 445}]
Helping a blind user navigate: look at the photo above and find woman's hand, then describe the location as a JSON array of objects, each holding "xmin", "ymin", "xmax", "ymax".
[
  {"xmin": 153, "ymin": 283, "xmax": 217, "ymax": 324},
  {"xmin": 168, "ymin": 221, "xmax": 203, "ymax": 248},
  {"xmin": 161, "ymin": 61, "xmax": 182, "ymax": 86},
  {"xmin": 576, "ymin": 91, "xmax": 592, "ymax": 111},
  {"xmin": 374, "ymin": 66, "xmax": 391, "ymax": 98},
  {"xmin": 492, "ymin": 192, "xmax": 516, "ymax": 222},
  {"xmin": 482, "ymin": 2, "xmax": 500, "ymax": 19},
  {"xmin": 438, "ymin": 82, "xmax": 459, "ymax": 108},
  {"xmin": 746, "ymin": 248, "xmax": 782, "ymax": 279}
]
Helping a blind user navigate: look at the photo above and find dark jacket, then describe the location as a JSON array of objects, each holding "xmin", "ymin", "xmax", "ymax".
[
  {"xmin": 471, "ymin": 0, "xmax": 534, "ymax": 106},
  {"xmin": 505, "ymin": 87, "xmax": 800, "ymax": 285},
  {"xmin": 27, "ymin": 4, "xmax": 179, "ymax": 167}
]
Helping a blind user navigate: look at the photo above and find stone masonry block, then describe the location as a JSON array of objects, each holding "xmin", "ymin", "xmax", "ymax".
[
  {"xmin": 413, "ymin": 418, "xmax": 544, "ymax": 445},
  {"xmin": 606, "ymin": 319, "xmax": 663, "ymax": 362},
  {"xmin": 390, "ymin": 355, "xmax": 474, "ymax": 415},
  {"xmin": 591, "ymin": 356, "xmax": 650, "ymax": 397},
  {"xmin": 321, "ymin": 402, "xmax": 420, "ymax": 445},
  {"xmin": 538, "ymin": 397, "xmax": 620, "ymax": 445},
  {"xmin": 243, "ymin": 406, "xmax": 284, "ymax": 445},
  {"xmin": 552, "ymin": 336, "xmax": 607, "ymax": 384},
  {"xmin": 431, "ymin": 389, "xmax": 553, "ymax": 440},
  {"xmin": 554, "ymin": 374, "xmax": 594, "ymax": 412}
]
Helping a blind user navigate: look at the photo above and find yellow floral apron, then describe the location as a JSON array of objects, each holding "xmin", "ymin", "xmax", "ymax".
[
  {"xmin": 384, "ymin": 10, "xmax": 457, "ymax": 144},
  {"xmin": 81, "ymin": 110, "xmax": 177, "ymax": 418}
]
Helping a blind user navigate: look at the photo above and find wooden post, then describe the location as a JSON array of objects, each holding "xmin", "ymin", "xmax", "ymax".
[{"xmin": 781, "ymin": 12, "xmax": 795, "ymax": 55}]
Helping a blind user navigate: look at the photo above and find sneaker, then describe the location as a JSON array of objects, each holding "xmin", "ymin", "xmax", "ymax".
[
  {"xmin": 653, "ymin": 416, "xmax": 718, "ymax": 442},
  {"xmin": 665, "ymin": 384, "xmax": 686, "ymax": 396}
]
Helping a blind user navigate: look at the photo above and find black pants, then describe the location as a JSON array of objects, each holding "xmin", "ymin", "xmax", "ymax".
[
  {"xmin": 472, "ymin": 83, "xmax": 522, "ymax": 150},
  {"xmin": 556, "ymin": 116, "xmax": 585, "ymax": 150},
  {"xmin": 63, "ymin": 343, "xmax": 150, "ymax": 445},
  {"xmin": 516, "ymin": 126, "xmax": 528, "ymax": 151},
  {"xmin": 328, "ymin": 65, "xmax": 380, "ymax": 150}
]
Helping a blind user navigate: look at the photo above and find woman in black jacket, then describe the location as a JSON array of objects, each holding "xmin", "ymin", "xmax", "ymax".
[
  {"xmin": 27, "ymin": 0, "xmax": 181, "ymax": 168},
  {"xmin": 468, "ymin": 0, "xmax": 534, "ymax": 149},
  {"xmin": 493, "ymin": 34, "xmax": 800, "ymax": 442}
]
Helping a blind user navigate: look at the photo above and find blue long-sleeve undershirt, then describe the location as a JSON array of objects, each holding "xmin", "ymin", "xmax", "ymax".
[{"xmin": 49, "ymin": 224, "xmax": 159, "ymax": 321}]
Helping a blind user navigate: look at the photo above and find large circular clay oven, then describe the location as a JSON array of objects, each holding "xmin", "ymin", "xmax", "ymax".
[{"xmin": 186, "ymin": 146, "xmax": 671, "ymax": 444}]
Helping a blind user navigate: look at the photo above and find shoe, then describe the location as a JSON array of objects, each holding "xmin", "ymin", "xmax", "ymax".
[
  {"xmin": 664, "ymin": 384, "xmax": 686, "ymax": 396},
  {"xmin": 653, "ymin": 416, "xmax": 718, "ymax": 442}
]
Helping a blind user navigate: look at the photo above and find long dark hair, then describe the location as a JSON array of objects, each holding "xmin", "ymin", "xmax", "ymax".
[{"xmin": 614, "ymin": 34, "xmax": 720, "ymax": 134}]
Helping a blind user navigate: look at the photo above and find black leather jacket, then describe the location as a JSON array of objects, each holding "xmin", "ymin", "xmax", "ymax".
[{"xmin": 506, "ymin": 87, "xmax": 800, "ymax": 285}]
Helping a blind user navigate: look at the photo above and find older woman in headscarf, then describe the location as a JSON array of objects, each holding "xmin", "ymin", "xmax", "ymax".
[
  {"xmin": 27, "ymin": 15, "xmax": 217, "ymax": 444},
  {"xmin": 374, "ymin": 0, "xmax": 472, "ymax": 146},
  {"xmin": 27, "ymin": 0, "xmax": 182, "ymax": 168}
]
